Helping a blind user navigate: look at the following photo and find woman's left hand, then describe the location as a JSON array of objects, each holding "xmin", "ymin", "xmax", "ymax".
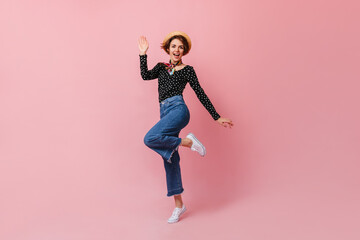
[{"xmin": 216, "ymin": 117, "xmax": 234, "ymax": 128}]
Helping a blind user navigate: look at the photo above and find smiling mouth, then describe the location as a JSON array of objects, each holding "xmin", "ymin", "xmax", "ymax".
[{"xmin": 173, "ymin": 53, "xmax": 180, "ymax": 57}]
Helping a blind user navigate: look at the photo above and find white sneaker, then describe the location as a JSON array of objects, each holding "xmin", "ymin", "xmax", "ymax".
[
  {"xmin": 186, "ymin": 133, "xmax": 206, "ymax": 157},
  {"xmin": 168, "ymin": 205, "xmax": 187, "ymax": 224}
]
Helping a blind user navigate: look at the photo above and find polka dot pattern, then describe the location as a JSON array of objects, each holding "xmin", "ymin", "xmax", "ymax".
[{"xmin": 140, "ymin": 54, "xmax": 220, "ymax": 120}]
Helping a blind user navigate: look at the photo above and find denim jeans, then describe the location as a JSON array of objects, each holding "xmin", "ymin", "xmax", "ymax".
[{"xmin": 144, "ymin": 95, "xmax": 190, "ymax": 197}]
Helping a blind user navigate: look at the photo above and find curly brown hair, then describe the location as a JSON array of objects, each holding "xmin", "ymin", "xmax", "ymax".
[{"xmin": 161, "ymin": 35, "xmax": 190, "ymax": 55}]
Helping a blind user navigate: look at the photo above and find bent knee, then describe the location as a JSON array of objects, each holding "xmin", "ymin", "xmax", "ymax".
[{"xmin": 144, "ymin": 133, "xmax": 160, "ymax": 147}]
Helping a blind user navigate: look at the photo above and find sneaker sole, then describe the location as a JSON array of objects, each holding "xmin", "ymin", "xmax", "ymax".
[{"xmin": 187, "ymin": 133, "xmax": 206, "ymax": 156}]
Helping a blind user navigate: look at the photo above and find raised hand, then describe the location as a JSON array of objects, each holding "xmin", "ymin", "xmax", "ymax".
[
  {"xmin": 216, "ymin": 117, "xmax": 234, "ymax": 128},
  {"xmin": 138, "ymin": 36, "xmax": 149, "ymax": 55}
]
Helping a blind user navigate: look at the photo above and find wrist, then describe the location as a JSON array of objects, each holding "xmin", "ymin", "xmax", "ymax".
[{"xmin": 140, "ymin": 52, "xmax": 146, "ymax": 56}]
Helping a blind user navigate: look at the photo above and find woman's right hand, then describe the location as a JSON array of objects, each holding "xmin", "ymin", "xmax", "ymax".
[{"xmin": 138, "ymin": 36, "xmax": 149, "ymax": 55}]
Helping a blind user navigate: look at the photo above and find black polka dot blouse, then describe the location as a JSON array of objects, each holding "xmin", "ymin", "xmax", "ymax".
[{"xmin": 140, "ymin": 54, "xmax": 221, "ymax": 120}]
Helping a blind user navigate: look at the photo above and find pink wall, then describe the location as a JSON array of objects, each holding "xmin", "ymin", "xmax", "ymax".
[{"xmin": 1, "ymin": 0, "xmax": 359, "ymax": 239}]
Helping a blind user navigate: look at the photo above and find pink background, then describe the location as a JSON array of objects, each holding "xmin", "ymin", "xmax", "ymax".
[{"xmin": 1, "ymin": 0, "xmax": 359, "ymax": 239}]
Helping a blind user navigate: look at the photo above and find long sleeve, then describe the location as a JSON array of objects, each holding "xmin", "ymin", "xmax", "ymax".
[
  {"xmin": 139, "ymin": 54, "xmax": 162, "ymax": 80},
  {"xmin": 188, "ymin": 67, "xmax": 221, "ymax": 121}
]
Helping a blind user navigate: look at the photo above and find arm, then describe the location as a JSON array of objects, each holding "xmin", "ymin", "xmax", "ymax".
[
  {"xmin": 139, "ymin": 55, "xmax": 162, "ymax": 80},
  {"xmin": 188, "ymin": 67, "xmax": 234, "ymax": 128},
  {"xmin": 188, "ymin": 67, "xmax": 221, "ymax": 120},
  {"xmin": 138, "ymin": 35, "xmax": 162, "ymax": 80}
]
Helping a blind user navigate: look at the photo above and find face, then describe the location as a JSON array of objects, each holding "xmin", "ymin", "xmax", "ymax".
[{"xmin": 167, "ymin": 38, "xmax": 185, "ymax": 64}]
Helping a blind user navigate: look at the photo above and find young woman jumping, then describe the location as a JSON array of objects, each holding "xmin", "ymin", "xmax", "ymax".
[{"xmin": 138, "ymin": 31, "xmax": 233, "ymax": 223}]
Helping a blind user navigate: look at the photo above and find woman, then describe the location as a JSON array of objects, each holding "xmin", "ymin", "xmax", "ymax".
[{"xmin": 138, "ymin": 31, "xmax": 233, "ymax": 223}]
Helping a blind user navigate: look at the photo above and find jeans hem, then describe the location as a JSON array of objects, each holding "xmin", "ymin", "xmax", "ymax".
[
  {"xmin": 166, "ymin": 138, "xmax": 182, "ymax": 163},
  {"xmin": 167, "ymin": 188, "xmax": 184, "ymax": 197}
]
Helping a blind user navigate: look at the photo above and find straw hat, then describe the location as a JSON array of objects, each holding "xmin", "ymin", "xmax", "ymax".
[{"xmin": 162, "ymin": 31, "xmax": 192, "ymax": 55}]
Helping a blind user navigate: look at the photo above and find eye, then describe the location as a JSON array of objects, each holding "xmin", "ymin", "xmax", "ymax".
[{"xmin": 180, "ymin": 46, "xmax": 184, "ymax": 49}]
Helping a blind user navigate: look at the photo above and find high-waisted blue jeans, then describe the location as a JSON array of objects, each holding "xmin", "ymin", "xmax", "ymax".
[{"xmin": 144, "ymin": 95, "xmax": 190, "ymax": 197}]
